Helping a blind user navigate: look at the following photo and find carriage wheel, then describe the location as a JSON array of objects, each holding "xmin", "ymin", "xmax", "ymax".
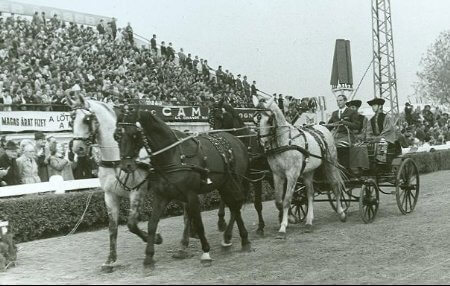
[
  {"xmin": 289, "ymin": 183, "xmax": 308, "ymax": 223},
  {"xmin": 328, "ymin": 187, "xmax": 352, "ymax": 213},
  {"xmin": 359, "ymin": 183, "xmax": 379, "ymax": 224},
  {"xmin": 395, "ymin": 158, "xmax": 420, "ymax": 214}
]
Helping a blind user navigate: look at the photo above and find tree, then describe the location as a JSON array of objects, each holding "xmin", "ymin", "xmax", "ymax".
[{"xmin": 415, "ymin": 31, "xmax": 450, "ymax": 106}]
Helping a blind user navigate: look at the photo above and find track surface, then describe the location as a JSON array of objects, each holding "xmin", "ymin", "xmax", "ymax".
[{"xmin": 2, "ymin": 171, "xmax": 450, "ymax": 284}]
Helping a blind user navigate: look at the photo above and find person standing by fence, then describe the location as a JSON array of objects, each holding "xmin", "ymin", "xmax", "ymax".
[
  {"xmin": 48, "ymin": 141, "xmax": 74, "ymax": 181},
  {"xmin": 16, "ymin": 143, "xmax": 41, "ymax": 184}
]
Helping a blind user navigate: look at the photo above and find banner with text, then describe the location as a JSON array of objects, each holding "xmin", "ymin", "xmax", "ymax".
[
  {"xmin": 0, "ymin": 111, "xmax": 72, "ymax": 132},
  {"xmin": 0, "ymin": 106, "xmax": 262, "ymax": 132}
]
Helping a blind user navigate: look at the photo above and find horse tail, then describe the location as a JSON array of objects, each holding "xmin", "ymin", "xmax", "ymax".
[{"xmin": 322, "ymin": 144, "xmax": 348, "ymax": 192}]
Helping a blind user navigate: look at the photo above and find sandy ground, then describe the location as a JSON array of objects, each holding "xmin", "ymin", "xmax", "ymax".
[{"xmin": 1, "ymin": 170, "xmax": 450, "ymax": 285}]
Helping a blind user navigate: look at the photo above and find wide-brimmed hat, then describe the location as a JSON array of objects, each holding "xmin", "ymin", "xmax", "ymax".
[
  {"xmin": 367, "ymin": 98, "xmax": 385, "ymax": 106},
  {"xmin": 5, "ymin": 140, "xmax": 18, "ymax": 150},
  {"xmin": 346, "ymin": 100, "xmax": 362, "ymax": 108},
  {"xmin": 34, "ymin": 131, "xmax": 46, "ymax": 140}
]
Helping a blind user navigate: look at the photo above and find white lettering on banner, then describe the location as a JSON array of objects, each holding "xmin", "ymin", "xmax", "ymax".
[
  {"xmin": 176, "ymin": 108, "xmax": 186, "ymax": 118},
  {"xmin": 0, "ymin": 111, "xmax": 72, "ymax": 132},
  {"xmin": 192, "ymin": 107, "xmax": 201, "ymax": 117},
  {"xmin": 162, "ymin": 107, "xmax": 172, "ymax": 117}
]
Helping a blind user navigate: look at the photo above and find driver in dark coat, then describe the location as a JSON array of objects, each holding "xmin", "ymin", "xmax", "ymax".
[{"xmin": 327, "ymin": 94, "xmax": 360, "ymax": 146}]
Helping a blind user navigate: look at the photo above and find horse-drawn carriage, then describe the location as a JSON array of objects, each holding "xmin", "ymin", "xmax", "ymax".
[{"xmin": 288, "ymin": 138, "xmax": 420, "ymax": 224}]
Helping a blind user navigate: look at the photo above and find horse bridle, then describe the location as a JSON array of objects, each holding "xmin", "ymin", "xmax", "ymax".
[{"xmin": 71, "ymin": 107, "xmax": 99, "ymax": 148}]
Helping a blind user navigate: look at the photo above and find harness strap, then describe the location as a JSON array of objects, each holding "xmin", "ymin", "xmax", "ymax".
[{"xmin": 100, "ymin": 160, "xmax": 121, "ymax": 168}]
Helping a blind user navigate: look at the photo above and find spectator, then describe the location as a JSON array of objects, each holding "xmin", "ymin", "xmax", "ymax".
[
  {"xmin": 124, "ymin": 22, "xmax": 134, "ymax": 45},
  {"xmin": 48, "ymin": 141, "xmax": 74, "ymax": 181},
  {"xmin": 178, "ymin": 48, "xmax": 186, "ymax": 67},
  {"xmin": 278, "ymin": 94, "xmax": 284, "ymax": 114},
  {"xmin": 96, "ymin": 19, "xmax": 105, "ymax": 35},
  {"xmin": 243, "ymin": 75, "xmax": 250, "ymax": 97},
  {"xmin": 110, "ymin": 17, "xmax": 117, "ymax": 40},
  {"xmin": 167, "ymin": 42, "xmax": 175, "ymax": 61},
  {"xmin": 251, "ymin": 80, "xmax": 257, "ymax": 96},
  {"xmin": 16, "ymin": 143, "xmax": 41, "ymax": 184},
  {"xmin": 34, "ymin": 131, "xmax": 49, "ymax": 182},
  {"xmin": 160, "ymin": 41, "xmax": 167, "ymax": 58},
  {"xmin": 0, "ymin": 141, "xmax": 20, "ymax": 186},
  {"xmin": 150, "ymin": 34, "xmax": 157, "ymax": 54},
  {"xmin": 235, "ymin": 74, "xmax": 242, "ymax": 91},
  {"xmin": 185, "ymin": 53, "xmax": 193, "ymax": 70}
]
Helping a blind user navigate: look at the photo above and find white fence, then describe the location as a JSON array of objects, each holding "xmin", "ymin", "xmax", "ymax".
[{"xmin": 0, "ymin": 178, "xmax": 100, "ymax": 198}]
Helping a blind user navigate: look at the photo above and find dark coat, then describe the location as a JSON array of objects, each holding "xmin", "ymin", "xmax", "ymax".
[
  {"xmin": 0, "ymin": 153, "xmax": 21, "ymax": 186},
  {"xmin": 327, "ymin": 107, "xmax": 360, "ymax": 133}
]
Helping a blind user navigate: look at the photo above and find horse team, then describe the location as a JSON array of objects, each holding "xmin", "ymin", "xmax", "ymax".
[{"xmin": 69, "ymin": 93, "xmax": 347, "ymax": 272}]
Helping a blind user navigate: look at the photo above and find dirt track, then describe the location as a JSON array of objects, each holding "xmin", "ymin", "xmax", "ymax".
[{"xmin": 2, "ymin": 171, "xmax": 450, "ymax": 284}]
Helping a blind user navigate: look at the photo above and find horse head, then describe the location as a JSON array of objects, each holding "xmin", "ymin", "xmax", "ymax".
[
  {"xmin": 114, "ymin": 109, "xmax": 144, "ymax": 173},
  {"xmin": 252, "ymin": 95, "xmax": 277, "ymax": 142},
  {"xmin": 70, "ymin": 94, "xmax": 100, "ymax": 155}
]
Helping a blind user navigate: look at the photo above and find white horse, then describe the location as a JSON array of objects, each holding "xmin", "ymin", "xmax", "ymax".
[
  {"xmin": 252, "ymin": 95, "xmax": 347, "ymax": 238},
  {"xmin": 69, "ymin": 95, "xmax": 162, "ymax": 271}
]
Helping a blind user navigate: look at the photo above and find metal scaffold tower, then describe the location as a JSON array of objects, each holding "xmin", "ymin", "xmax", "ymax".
[{"xmin": 372, "ymin": 0, "xmax": 399, "ymax": 115}]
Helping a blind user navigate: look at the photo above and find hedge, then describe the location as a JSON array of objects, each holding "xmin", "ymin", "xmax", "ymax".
[
  {"xmin": 2, "ymin": 149, "xmax": 450, "ymax": 243},
  {"xmin": 0, "ymin": 181, "xmax": 273, "ymax": 243}
]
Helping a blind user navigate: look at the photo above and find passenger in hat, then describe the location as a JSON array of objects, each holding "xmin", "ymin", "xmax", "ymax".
[
  {"xmin": 34, "ymin": 131, "xmax": 49, "ymax": 182},
  {"xmin": 345, "ymin": 100, "xmax": 368, "ymax": 138},
  {"xmin": 365, "ymin": 98, "xmax": 397, "ymax": 144},
  {"xmin": 0, "ymin": 141, "xmax": 21, "ymax": 186}
]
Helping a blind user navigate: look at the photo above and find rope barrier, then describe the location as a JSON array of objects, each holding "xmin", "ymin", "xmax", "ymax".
[{"xmin": 65, "ymin": 192, "xmax": 94, "ymax": 236}]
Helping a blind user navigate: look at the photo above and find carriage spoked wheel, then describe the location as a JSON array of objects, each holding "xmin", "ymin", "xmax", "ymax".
[
  {"xmin": 359, "ymin": 182, "xmax": 379, "ymax": 224},
  {"xmin": 328, "ymin": 187, "xmax": 352, "ymax": 214},
  {"xmin": 289, "ymin": 183, "xmax": 308, "ymax": 224},
  {"xmin": 395, "ymin": 158, "xmax": 420, "ymax": 214}
]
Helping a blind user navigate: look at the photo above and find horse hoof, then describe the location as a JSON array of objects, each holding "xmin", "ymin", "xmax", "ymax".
[
  {"xmin": 221, "ymin": 240, "xmax": 233, "ymax": 248},
  {"xmin": 304, "ymin": 224, "xmax": 313, "ymax": 233},
  {"xmin": 200, "ymin": 252, "xmax": 213, "ymax": 266},
  {"xmin": 241, "ymin": 243, "xmax": 253, "ymax": 253},
  {"xmin": 276, "ymin": 232, "xmax": 287, "ymax": 240},
  {"xmin": 256, "ymin": 228, "xmax": 264, "ymax": 236},
  {"xmin": 218, "ymin": 221, "xmax": 227, "ymax": 232},
  {"xmin": 101, "ymin": 264, "xmax": 115, "ymax": 273},
  {"xmin": 339, "ymin": 213, "xmax": 347, "ymax": 223},
  {"xmin": 155, "ymin": 234, "xmax": 163, "ymax": 245},
  {"xmin": 172, "ymin": 250, "xmax": 190, "ymax": 259}
]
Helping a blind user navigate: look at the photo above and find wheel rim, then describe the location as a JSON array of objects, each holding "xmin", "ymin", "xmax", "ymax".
[
  {"xmin": 359, "ymin": 183, "xmax": 379, "ymax": 224},
  {"xmin": 396, "ymin": 158, "xmax": 420, "ymax": 214},
  {"xmin": 328, "ymin": 188, "xmax": 352, "ymax": 213},
  {"xmin": 289, "ymin": 184, "xmax": 308, "ymax": 223}
]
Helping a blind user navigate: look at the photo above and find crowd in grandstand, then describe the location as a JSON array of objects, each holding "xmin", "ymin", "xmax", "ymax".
[
  {"xmin": 0, "ymin": 11, "xmax": 258, "ymax": 111},
  {"xmin": 397, "ymin": 103, "xmax": 450, "ymax": 148}
]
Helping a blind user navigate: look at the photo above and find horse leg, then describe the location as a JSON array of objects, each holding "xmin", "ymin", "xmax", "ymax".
[
  {"xmin": 143, "ymin": 194, "xmax": 169, "ymax": 270},
  {"xmin": 253, "ymin": 180, "xmax": 265, "ymax": 236},
  {"xmin": 229, "ymin": 200, "xmax": 252, "ymax": 252},
  {"xmin": 273, "ymin": 174, "xmax": 285, "ymax": 224},
  {"xmin": 277, "ymin": 175, "xmax": 298, "ymax": 239},
  {"xmin": 172, "ymin": 203, "xmax": 191, "ymax": 259},
  {"xmin": 127, "ymin": 189, "xmax": 163, "ymax": 244},
  {"xmin": 102, "ymin": 191, "xmax": 119, "ymax": 272},
  {"xmin": 303, "ymin": 173, "xmax": 315, "ymax": 233},
  {"xmin": 222, "ymin": 210, "xmax": 235, "ymax": 248},
  {"xmin": 332, "ymin": 173, "xmax": 347, "ymax": 222},
  {"xmin": 186, "ymin": 192, "xmax": 212, "ymax": 266},
  {"xmin": 217, "ymin": 199, "xmax": 227, "ymax": 232}
]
